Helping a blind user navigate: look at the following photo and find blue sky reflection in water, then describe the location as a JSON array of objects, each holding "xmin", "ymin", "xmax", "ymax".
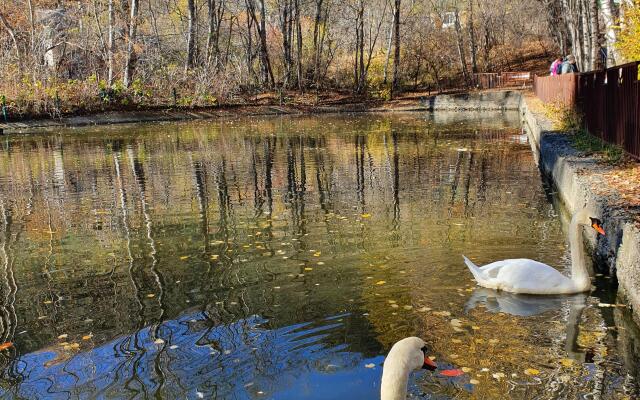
[{"xmin": 0, "ymin": 112, "xmax": 637, "ymax": 399}]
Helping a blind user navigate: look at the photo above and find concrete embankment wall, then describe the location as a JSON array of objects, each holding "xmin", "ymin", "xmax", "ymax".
[
  {"xmin": 420, "ymin": 90, "xmax": 522, "ymax": 110},
  {"xmin": 521, "ymin": 97, "xmax": 640, "ymax": 323}
]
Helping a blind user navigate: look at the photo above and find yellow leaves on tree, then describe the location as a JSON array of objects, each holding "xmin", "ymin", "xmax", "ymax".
[{"xmin": 616, "ymin": 0, "xmax": 640, "ymax": 63}]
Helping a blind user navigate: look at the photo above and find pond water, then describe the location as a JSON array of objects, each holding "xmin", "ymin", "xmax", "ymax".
[{"xmin": 0, "ymin": 112, "xmax": 638, "ymax": 399}]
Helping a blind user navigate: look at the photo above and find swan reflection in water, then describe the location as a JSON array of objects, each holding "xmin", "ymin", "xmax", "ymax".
[{"xmin": 465, "ymin": 287, "xmax": 590, "ymax": 362}]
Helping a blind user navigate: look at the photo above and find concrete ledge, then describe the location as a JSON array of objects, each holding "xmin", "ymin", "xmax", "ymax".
[
  {"xmin": 420, "ymin": 90, "xmax": 522, "ymax": 110},
  {"xmin": 521, "ymin": 97, "xmax": 640, "ymax": 323}
]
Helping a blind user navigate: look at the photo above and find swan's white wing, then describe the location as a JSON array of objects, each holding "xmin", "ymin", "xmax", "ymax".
[
  {"xmin": 479, "ymin": 259, "xmax": 574, "ymax": 294},
  {"xmin": 497, "ymin": 259, "xmax": 573, "ymax": 294}
]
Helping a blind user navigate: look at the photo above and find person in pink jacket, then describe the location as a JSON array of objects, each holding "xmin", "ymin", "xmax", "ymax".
[{"xmin": 549, "ymin": 57, "xmax": 563, "ymax": 76}]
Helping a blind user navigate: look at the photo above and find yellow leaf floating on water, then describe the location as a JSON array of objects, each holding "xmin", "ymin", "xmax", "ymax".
[
  {"xmin": 211, "ymin": 255, "xmax": 219, "ymax": 260},
  {"xmin": 560, "ymin": 358, "xmax": 574, "ymax": 367},
  {"xmin": 361, "ymin": 213, "xmax": 371, "ymax": 218},
  {"xmin": 82, "ymin": 334, "xmax": 93, "ymax": 340},
  {"xmin": 313, "ymin": 252, "xmax": 321, "ymax": 257},
  {"xmin": 461, "ymin": 367, "xmax": 472, "ymax": 373},
  {"xmin": 58, "ymin": 334, "xmax": 68, "ymax": 340},
  {"xmin": 180, "ymin": 256, "xmax": 190, "ymax": 260},
  {"xmin": 147, "ymin": 294, "xmax": 155, "ymax": 298},
  {"xmin": 376, "ymin": 281, "xmax": 386, "ymax": 285},
  {"xmin": 524, "ymin": 368, "xmax": 540, "ymax": 376},
  {"xmin": 304, "ymin": 267, "xmax": 313, "ymax": 271}
]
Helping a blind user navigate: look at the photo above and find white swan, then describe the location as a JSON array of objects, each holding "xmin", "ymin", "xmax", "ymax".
[
  {"xmin": 381, "ymin": 337, "xmax": 437, "ymax": 400},
  {"xmin": 463, "ymin": 207, "xmax": 605, "ymax": 295}
]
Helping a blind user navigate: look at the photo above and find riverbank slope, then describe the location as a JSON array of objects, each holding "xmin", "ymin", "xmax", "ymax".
[{"xmin": 0, "ymin": 90, "xmax": 522, "ymax": 134}]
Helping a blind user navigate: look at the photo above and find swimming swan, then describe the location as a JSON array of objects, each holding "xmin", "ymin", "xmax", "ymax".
[
  {"xmin": 381, "ymin": 337, "xmax": 437, "ymax": 400},
  {"xmin": 463, "ymin": 207, "xmax": 605, "ymax": 295}
]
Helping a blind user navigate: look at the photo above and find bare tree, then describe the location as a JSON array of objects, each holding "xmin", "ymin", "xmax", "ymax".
[{"xmin": 123, "ymin": 0, "xmax": 140, "ymax": 87}]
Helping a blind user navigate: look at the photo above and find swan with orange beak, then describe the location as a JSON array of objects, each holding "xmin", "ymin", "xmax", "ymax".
[{"xmin": 381, "ymin": 337, "xmax": 437, "ymax": 400}]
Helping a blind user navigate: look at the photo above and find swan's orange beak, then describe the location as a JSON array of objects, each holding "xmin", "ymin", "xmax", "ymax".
[
  {"xmin": 589, "ymin": 217, "xmax": 605, "ymax": 236},
  {"xmin": 423, "ymin": 357, "xmax": 437, "ymax": 371},
  {"xmin": 592, "ymin": 222, "xmax": 605, "ymax": 236}
]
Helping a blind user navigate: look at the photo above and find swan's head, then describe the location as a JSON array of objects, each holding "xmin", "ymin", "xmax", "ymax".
[
  {"xmin": 588, "ymin": 217, "xmax": 605, "ymax": 236},
  {"xmin": 385, "ymin": 337, "xmax": 437, "ymax": 372},
  {"xmin": 575, "ymin": 207, "xmax": 606, "ymax": 236}
]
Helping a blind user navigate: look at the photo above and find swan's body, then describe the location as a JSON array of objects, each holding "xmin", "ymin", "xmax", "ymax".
[
  {"xmin": 381, "ymin": 337, "xmax": 436, "ymax": 400},
  {"xmin": 463, "ymin": 207, "xmax": 604, "ymax": 295}
]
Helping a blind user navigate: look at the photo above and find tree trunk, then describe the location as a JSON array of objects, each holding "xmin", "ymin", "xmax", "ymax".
[
  {"xmin": 600, "ymin": 0, "xmax": 618, "ymax": 67},
  {"xmin": 468, "ymin": 0, "xmax": 478, "ymax": 73},
  {"xmin": 312, "ymin": 0, "xmax": 324, "ymax": 86},
  {"xmin": 383, "ymin": 6, "xmax": 394, "ymax": 85},
  {"xmin": 186, "ymin": 0, "xmax": 197, "ymax": 71},
  {"xmin": 0, "ymin": 13, "xmax": 20, "ymax": 62},
  {"xmin": 391, "ymin": 0, "xmax": 401, "ymax": 97},
  {"xmin": 247, "ymin": 0, "xmax": 274, "ymax": 87},
  {"xmin": 580, "ymin": 0, "xmax": 591, "ymax": 70},
  {"xmin": 281, "ymin": 0, "xmax": 292, "ymax": 87},
  {"xmin": 123, "ymin": 0, "xmax": 139, "ymax": 87},
  {"xmin": 589, "ymin": 0, "xmax": 599, "ymax": 69},
  {"xmin": 295, "ymin": 0, "xmax": 303, "ymax": 91},
  {"xmin": 454, "ymin": 9, "xmax": 469, "ymax": 85},
  {"xmin": 107, "ymin": 0, "xmax": 115, "ymax": 85}
]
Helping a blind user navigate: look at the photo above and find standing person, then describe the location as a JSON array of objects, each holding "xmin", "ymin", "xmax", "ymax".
[
  {"xmin": 561, "ymin": 55, "xmax": 579, "ymax": 74},
  {"xmin": 549, "ymin": 57, "xmax": 563, "ymax": 76}
]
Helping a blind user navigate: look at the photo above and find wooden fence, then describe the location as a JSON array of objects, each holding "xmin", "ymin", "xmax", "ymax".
[
  {"xmin": 472, "ymin": 72, "xmax": 532, "ymax": 89},
  {"xmin": 533, "ymin": 62, "xmax": 640, "ymax": 160}
]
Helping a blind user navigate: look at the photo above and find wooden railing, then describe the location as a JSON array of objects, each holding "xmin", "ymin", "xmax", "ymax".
[
  {"xmin": 472, "ymin": 72, "xmax": 532, "ymax": 89},
  {"xmin": 533, "ymin": 62, "xmax": 640, "ymax": 160}
]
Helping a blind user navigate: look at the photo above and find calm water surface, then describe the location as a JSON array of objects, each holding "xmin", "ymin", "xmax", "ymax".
[{"xmin": 0, "ymin": 112, "xmax": 638, "ymax": 399}]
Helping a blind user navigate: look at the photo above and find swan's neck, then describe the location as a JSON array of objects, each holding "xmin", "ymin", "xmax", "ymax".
[
  {"xmin": 568, "ymin": 210, "xmax": 590, "ymax": 291},
  {"xmin": 380, "ymin": 363, "xmax": 411, "ymax": 400}
]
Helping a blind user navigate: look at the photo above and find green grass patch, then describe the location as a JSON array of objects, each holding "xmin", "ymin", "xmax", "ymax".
[
  {"xmin": 571, "ymin": 129, "xmax": 624, "ymax": 165},
  {"xmin": 542, "ymin": 102, "xmax": 624, "ymax": 165}
]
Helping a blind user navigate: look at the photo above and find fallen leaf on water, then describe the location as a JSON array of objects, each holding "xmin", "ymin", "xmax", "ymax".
[
  {"xmin": 154, "ymin": 338, "xmax": 165, "ymax": 345},
  {"xmin": 492, "ymin": 372, "xmax": 505, "ymax": 380},
  {"xmin": 417, "ymin": 307, "xmax": 431, "ymax": 312},
  {"xmin": 211, "ymin": 255, "xmax": 219, "ymax": 260},
  {"xmin": 58, "ymin": 334, "xmax": 68, "ymax": 339},
  {"xmin": 524, "ymin": 368, "xmax": 540, "ymax": 376},
  {"xmin": 304, "ymin": 267, "xmax": 313, "ymax": 271},
  {"xmin": 147, "ymin": 294, "xmax": 155, "ymax": 298},
  {"xmin": 180, "ymin": 256, "xmax": 190, "ymax": 260},
  {"xmin": 82, "ymin": 334, "xmax": 93, "ymax": 340},
  {"xmin": 470, "ymin": 379, "xmax": 480, "ymax": 384},
  {"xmin": 440, "ymin": 369, "xmax": 464, "ymax": 377},
  {"xmin": 361, "ymin": 213, "xmax": 371, "ymax": 218},
  {"xmin": 403, "ymin": 305, "xmax": 412, "ymax": 310},
  {"xmin": 560, "ymin": 358, "xmax": 574, "ymax": 367},
  {"xmin": 461, "ymin": 367, "xmax": 472, "ymax": 372},
  {"xmin": 0, "ymin": 342, "xmax": 13, "ymax": 351},
  {"xmin": 365, "ymin": 363, "xmax": 375, "ymax": 368},
  {"xmin": 376, "ymin": 281, "xmax": 386, "ymax": 285},
  {"xmin": 313, "ymin": 252, "xmax": 321, "ymax": 257}
]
